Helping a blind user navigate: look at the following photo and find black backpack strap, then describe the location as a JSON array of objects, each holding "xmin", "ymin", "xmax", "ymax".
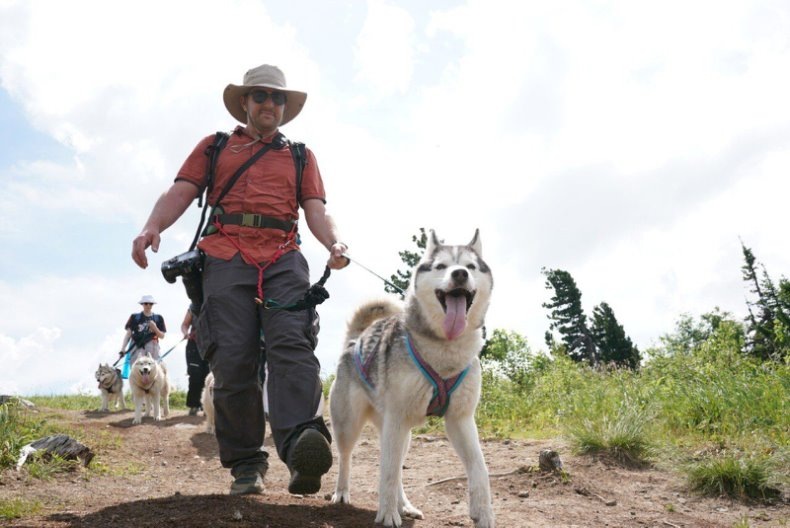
[
  {"xmin": 288, "ymin": 141, "xmax": 307, "ymax": 205},
  {"xmin": 190, "ymin": 132, "xmax": 230, "ymax": 251},
  {"xmin": 200, "ymin": 132, "xmax": 230, "ymax": 206}
]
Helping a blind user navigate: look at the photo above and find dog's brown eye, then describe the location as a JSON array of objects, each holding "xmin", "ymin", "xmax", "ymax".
[
  {"xmin": 435, "ymin": 263, "xmax": 447, "ymax": 270},
  {"xmin": 466, "ymin": 264, "xmax": 476, "ymax": 270}
]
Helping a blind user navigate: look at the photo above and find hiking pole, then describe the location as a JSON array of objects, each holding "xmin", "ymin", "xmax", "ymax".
[
  {"xmin": 158, "ymin": 336, "xmax": 188, "ymax": 362},
  {"xmin": 112, "ymin": 341, "xmax": 135, "ymax": 367},
  {"xmin": 342, "ymin": 253, "xmax": 405, "ymax": 295}
]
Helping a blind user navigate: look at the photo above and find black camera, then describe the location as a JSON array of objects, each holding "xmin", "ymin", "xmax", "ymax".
[{"xmin": 161, "ymin": 250, "xmax": 204, "ymax": 308}]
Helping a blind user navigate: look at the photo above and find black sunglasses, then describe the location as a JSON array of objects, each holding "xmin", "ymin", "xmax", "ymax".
[
  {"xmin": 249, "ymin": 90, "xmax": 287, "ymax": 106},
  {"xmin": 142, "ymin": 302, "xmax": 153, "ymax": 305}
]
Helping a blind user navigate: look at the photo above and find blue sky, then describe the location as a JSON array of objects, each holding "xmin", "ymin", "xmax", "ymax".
[{"xmin": 1, "ymin": 0, "xmax": 789, "ymax": 395}]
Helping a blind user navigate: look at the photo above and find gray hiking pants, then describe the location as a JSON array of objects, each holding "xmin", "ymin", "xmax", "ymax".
[{"xmin": 196, "ymin": 251, "xmax": 329, "ymax": 474}]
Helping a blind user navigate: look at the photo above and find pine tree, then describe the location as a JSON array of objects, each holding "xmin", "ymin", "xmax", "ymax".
[
  {"xmin": 590, "ymin": 302, "xmax": 640, "ymax": 369},
  {"xmin": 740, "ymin": 242, "xmax": 789, "ymax": 360},
  {"xmin": 386, "ymin": 228, "xmax": 427, "ymax": 297},
  {"xmin": 541, "ymin": 268, "xmax": 597, "ymax": 364}
]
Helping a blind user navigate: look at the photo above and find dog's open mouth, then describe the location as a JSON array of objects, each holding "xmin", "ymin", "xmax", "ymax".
[
  {"xmin": 435, "ymin": 288, "xmax": 475, "ymax": 313},
  {"xmin": 435, "ymin": 288, "xmax": 476, "ymax": 340}
]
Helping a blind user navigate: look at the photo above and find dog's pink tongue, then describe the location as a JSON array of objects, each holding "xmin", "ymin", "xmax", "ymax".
[
  {"xmin": 443, "ymin": 295, "xmax": 468, "ymax": 340},
  {"xmin": 141, "ymin": 373, "xmax": 150, "ymax": 385}
]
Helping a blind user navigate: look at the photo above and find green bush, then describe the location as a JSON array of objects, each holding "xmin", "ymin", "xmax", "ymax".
[{"xmin": 685, "ymin": 450, "xmax": 780, "ymax": 500}]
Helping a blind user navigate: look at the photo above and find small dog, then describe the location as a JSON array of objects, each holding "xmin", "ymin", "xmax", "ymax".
[
  {"xmin": 95, "ymin": 363, "xmax": 126, "ymax": 412},
  {"xmin": 128, "ymin": 355, "xmax": 170, "ymax": 425},
  {"xmin": 330, "ymin": 230, "xmax": 495, "ymax": 527},
  {"xmin": 201, "ymin": 371, "xmax": 215, "ymax": 434}
]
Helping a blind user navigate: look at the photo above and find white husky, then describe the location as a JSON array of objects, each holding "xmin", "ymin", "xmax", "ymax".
[
  {"xmin": 95, "ymin": 363, "xmax": 126, "ymax": 412},
  {"xmin": 129, "ymin": 355, "xmax": 170, "ymax": 425},
  {"xmin": 329, "ymin": 230, "xmax": 495, "ymax": 527}
]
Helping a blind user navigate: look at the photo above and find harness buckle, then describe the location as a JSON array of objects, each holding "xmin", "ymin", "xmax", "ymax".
[{"xmin": 241, "ymin": 213, "xmax": 257, "ymax": 227}]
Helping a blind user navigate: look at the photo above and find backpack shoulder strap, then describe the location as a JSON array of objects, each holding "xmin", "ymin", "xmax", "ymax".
[
  {"xmin": 190, "ymin": 131, "xmax": 230, "ymax": 250},
  {"xmin": 199, "ymin": 131, "xmax": 231, "ymax": 207},
  {"xmin": 288, "ymin": 141, "xmax": 307, "ymax": 205}
]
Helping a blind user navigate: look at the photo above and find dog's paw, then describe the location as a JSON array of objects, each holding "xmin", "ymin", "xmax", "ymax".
[
  {"xmin": 471, "ymin": 508, "xmax": 495, "ymax": 528},
  {"xmin": 400, "ymin": 503, "xmax": 424, "ymax": 519},
  {"xmin": 132, "ymin": 418, "xmax": 142, "ymax": 425},
  {"xmin": 330, "ymin": 490, "xmax": 350, "ymax": 504},
  {"xmin": 375, "ymin": 509, "xmax": 402, "ymax": 527}
]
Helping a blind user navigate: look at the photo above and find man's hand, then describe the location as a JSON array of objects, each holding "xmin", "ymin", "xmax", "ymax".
[
  {"xmin": 130, "ymin": 181, "xmax": 199, "ymax": 269},
  {"xmin": 119, "ymin": 349, "xmax": 126, "ymax": 357},
  {"xmin": 132, "ymin": 229, "xmax": 161, "ymax": 269},
  {"xmin": 328, "ymin": 242, "xmax": 350, "ymax": 270}
]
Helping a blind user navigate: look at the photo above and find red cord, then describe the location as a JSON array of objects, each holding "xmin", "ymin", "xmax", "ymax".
[{"xmin": 211, "ymin": 220, "xmax": 297, "ymax": 304}]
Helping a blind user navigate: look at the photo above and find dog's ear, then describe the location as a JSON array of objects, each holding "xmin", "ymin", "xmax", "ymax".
[
  {"xmin": 468, "ymin": 229, "xmax": 482, "ymax": 255},
  {"xmin": 425, "ymin": 229, "xmax": 441, "ymax": 257}
]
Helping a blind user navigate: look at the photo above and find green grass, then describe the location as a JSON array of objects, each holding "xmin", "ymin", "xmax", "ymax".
[
  {"xmin": 468, "ymin": 332, "xmax": 788, "ymax": 501},
  {"xmin": 566, "ymin": 409, "xmax": 655, "ymax": 466},
  {"xmin": 29, "ymin": 389, "xmax": 190, "ymax": 411},
  {"xmin": 685, "ymin": 450, "xmax": 781, "ymax": 500},
  {"xmin": 732, "ymin": 517, "xmax": 751, "ymax": 528},
  {"xmin": 0, "ymin": 498, "xmax": 42, "ymax": 521},
  {"xmin": 25, "ymin": 453, "xmax": 80, "ymax": 480},
  {"xmin": 0, "ymin": 401, "xmax": 54, "ymax": 469},
  {"xmin": 28, "ymin": 394, "xmax": 102, "ymax": 410}
]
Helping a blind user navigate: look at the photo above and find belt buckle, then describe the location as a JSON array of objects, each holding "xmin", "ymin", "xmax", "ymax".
[{"xmin": 241, "ymin": 213, "xmax": 257, "ymax": 227}]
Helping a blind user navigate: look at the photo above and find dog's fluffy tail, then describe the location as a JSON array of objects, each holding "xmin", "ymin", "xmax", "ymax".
[{"xmin": 345, "ymin": 298, "xmax": 403, "ymax": 342}]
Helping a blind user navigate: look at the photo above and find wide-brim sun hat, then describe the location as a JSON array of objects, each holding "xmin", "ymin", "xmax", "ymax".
[
  {"xmin": 138, "ymin": 295, "xmax": 157, "ymax": 304},
  {"xmin": 223, "ymin": 64, "xmax": 307, "ymax": 126}
]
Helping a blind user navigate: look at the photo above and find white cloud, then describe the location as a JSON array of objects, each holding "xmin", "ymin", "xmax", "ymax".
[
  {"xmin": 1, "ymin": 0, "xmax": 790, "ymax": 396},
  {"xmin": 352, "ymin": 0, "xmax": 416, "ymax": 98}
]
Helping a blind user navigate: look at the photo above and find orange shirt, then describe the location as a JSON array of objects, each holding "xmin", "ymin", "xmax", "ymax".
[{"xmin": 176, "ymin": 127, "xmax": 326, "ymax": 264}]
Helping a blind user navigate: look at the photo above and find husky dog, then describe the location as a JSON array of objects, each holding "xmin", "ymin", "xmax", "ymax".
[
  {"xmin": 330, "ymin": 230, "xmax": 495, "ymax": 528},
  {"xmin": 95, "ymin": 363, "xmax": 126, "ymax": 412},
  {"xmin": 201, "ymin": 371, "xmax": 215, "ymax": 434},
  {"xmin": 129, "ymin": 354, "xmax": 170, "ymax": 425}
]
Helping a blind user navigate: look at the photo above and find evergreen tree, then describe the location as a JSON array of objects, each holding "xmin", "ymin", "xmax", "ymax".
[
  {"xmin": 386, "ymin": 228, "xmax": 427, "ymax": 297},
  {"xmin": 740, "ymin": 242, "xmax": 789, "ymax": 360},
  {"xmin": 541, "ymin": 268, "xmax": 597, "ymax": 364},
  {"xmin": 590, "ymin": 302, "xmax": 640, "ymax": 369}
]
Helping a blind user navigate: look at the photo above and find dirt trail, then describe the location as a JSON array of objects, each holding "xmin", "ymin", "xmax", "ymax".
[{"xmin": 0, "ymin": 407, "xmax": 786, "ymax": 527}]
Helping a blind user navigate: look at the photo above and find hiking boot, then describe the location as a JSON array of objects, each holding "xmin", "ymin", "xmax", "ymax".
[
  {"xmin": 229, "ymin": 469, "xmax": 265, "ymax": 495},
  {"xmin": 287, "ymin": 428, "xmax": 332, "ymax": 495},
  {"xmin": 188, "ymin": 407, "xmax": 199, "ymax": 416}
]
